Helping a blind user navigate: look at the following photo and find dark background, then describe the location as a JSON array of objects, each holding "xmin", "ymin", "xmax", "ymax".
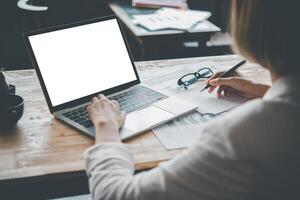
[{"xmin": 0, "ymin": 0, "xmax": 230, "ymax": 70}]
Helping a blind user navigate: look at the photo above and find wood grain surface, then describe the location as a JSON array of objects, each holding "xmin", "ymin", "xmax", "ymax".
[{"xmin": 0, "ymin": 55, "xmax": 271, "ymax": 184}]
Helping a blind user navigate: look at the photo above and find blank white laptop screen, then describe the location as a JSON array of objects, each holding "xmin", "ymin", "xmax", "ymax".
[{"xmin": 28, "ymin": 19, "xmax": 137, "ymax": 107}]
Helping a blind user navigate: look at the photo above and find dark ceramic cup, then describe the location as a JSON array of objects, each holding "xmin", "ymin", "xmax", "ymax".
[{"xmin": 0, "ymin": 94, "xmax": 24, "ymax": 129}]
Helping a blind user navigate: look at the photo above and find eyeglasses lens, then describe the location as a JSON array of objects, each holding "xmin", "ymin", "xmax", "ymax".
[
  {"xmin": 197, "ymin": 68, "xmax": 213, "ymax": 78},
  {"xmin": 181, "ymin": 75, "xmax": 198, "ymax": 86}
]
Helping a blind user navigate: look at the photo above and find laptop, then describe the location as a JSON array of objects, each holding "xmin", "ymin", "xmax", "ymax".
[{"xmin": 24, "ymin": 16, "xmax": 198, "ymax": 140}]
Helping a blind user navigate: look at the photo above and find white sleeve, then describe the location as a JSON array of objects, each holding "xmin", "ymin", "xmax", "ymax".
[
  {"xmin": 84, "ymin": 143, "xmax": 166, "ymax": 200},
  {"xmin": 84, "ymin": 118, "xmax": 256, "ymax": 200}
]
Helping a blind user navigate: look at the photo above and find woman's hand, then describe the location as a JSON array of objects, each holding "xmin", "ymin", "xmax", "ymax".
[
  {"xmin": 206, "ymin": 71, "xmax": 270, "ymax": 99},
  {"xmin": 87, "ymin": 94, "xmax": 126, "ymax": 143}
]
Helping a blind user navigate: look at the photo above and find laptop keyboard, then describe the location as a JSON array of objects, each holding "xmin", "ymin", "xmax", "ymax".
[
  {"xmin": 62, "ymin": 86, "xmax": 168, "ymax": 128},
  {"xmin": 63, "ymin": 108, "xmax": 93, "ymax": 128},
  {"xmin": 109, "ymin": 86, "xmax": 168, "ymax": 113}
]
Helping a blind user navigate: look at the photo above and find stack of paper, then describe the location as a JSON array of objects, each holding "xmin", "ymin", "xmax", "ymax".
[
  {"xmin": 132, "ymin": 0, "xmax": 187, "ymax": 9},
  {"xmin": 132, "ymin": 8, "xmax": 212, "ymax": 31}
]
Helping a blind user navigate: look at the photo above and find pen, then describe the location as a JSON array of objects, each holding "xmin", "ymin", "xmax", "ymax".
[{"xmin": 200, "ymin": 60, "xmax": 247, "ymax": 93}]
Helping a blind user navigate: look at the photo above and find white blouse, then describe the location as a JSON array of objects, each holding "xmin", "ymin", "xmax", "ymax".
[{"xmin": 84, "ymin": 74, "xmax": 300, "ymax": 200}]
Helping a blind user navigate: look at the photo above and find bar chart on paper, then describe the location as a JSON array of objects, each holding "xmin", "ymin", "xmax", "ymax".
[{"xmin": 153, "ymin": 111, "xmax": 214, "ymax": 150}]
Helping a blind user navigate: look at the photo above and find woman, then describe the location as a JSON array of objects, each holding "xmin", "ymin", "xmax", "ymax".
[{"xmin": 84, "ymin": 1, "xmax": 300, "ymax": 199}]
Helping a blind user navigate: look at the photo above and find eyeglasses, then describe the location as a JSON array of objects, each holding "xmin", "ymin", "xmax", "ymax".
[{"xmin": 177, "ymin": 68, "xmax": 214, "ymax": 89}]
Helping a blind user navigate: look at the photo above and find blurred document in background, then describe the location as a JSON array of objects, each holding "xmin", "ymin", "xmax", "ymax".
[
  {"xmin": 132, "ymin": 8, "xmax": 211, "ymax": 31},
  {"xmin": 132, "ymin": 0, "xmax": 187, "ymax": 9}
]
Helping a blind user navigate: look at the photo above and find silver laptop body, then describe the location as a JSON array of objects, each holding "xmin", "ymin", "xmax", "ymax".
[{"xmin": 24, "ymin": 16, "xmax": 198, "ymax": 140}]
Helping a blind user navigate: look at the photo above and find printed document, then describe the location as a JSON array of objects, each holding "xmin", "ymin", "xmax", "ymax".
[
  {"xmin": 141, "ymin": 60, "xmax": 247, "ymax": 150},
  {"xmin": 153, "ymin": 111, "xmax": 213, "ymax": 150},
  {"xmin": 132, "ymin": 8, "xmax": 211, "ymax": 31}
]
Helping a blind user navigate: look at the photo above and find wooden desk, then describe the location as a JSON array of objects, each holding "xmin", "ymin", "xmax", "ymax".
[
  {"xmin": 109, "ymin": 2, "xmax": 221, "ymax": 60},
  {"xmin": 0, "ymin": 55, "xmax": 271, "ymax": 198}
]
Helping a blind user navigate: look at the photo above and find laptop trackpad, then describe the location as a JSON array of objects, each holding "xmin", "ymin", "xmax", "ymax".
[
  {"xmin": 154, "ymin": 96, "xmax": 198, "ymax": 115},
  {"xmin": 123, "ymin": 106, "xmax": 174, "ymax": 132}
]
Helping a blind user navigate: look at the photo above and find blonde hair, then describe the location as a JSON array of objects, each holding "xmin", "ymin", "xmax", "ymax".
[{"xmin": 230, "ymin": 0, "xmax": 300, "ymax": 75}]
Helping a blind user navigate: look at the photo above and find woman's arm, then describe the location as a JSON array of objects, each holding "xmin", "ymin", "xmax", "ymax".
[
  {"xmin": 84, "ymin": 95, "xmax": 256, "ymax": 200},
  {"xmin": 84, "ymin": 123, "xmax": 255, "ymax": 200},
  {"xmin": 85, "ymin": 94, "xmax": 166, "ymax": 200},
  {"xmin": 84, "ymin": 143, "xmax": 166, "ymax": 200}
]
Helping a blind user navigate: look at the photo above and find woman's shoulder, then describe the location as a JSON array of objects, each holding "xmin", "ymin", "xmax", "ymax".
[
  {"xmin": 200, "ymin": 98, "xmax": 300, "ymax": 158},
  {"xmin": 211, "ymin": 97, "xmax": 299, "ymax": 132}
]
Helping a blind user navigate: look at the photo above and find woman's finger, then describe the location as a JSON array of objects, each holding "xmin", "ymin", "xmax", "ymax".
[
  {"xmin": 207, "ymin": 73, "xmax": 232, "ymax": 94},
  {"xmin": 219, "ymin": 86, "xmax": 237, "ymax": 97},
  {"xmin": 207, "ymin": 70, "xmax": 241, "ymax": 84},
  {"xmin": 209, "ymin": 78, "xmax": 227, "ymax": 86},
  {"xmin": 112, "ymin": 100, "xmax": 120, "ymax": 110},
  {"xmin": 98, "ymin": 95, "xmax": 111, "ymax": 106},
  {"xmin": 224, "ymin": 89, "xmax": 230, "ymax": 97},
  {"xmin": 208, "ymin": 85, "xmax": 217, "ymax": 93},
  {"xmin": 217, "ymin": 86, "xmax": 225, "ymax": 97},
  {"xmin": 120, "ymin": 111, "xmax": 126, "ymax": 127},
  {"xmin": 92, "ymin": 97, "xmax": 99, "ymax": 104},
  {"xmin": 86, "ymin": 105, "xmax": 92, "ymax": 113},
  {"xmin": 208, "ymin": 77, "xmax": 239, "ymax": 94},
  {"xmin": 224, "ymin": 87, "xmax": 236, "ymax": 97},
  {"xmin": 98, "ymin": 94, "xmax": 107, "ymax": 100},
  {"xmin": 206, "ymin": 71, "xmax": 224, "ymax": 84}
]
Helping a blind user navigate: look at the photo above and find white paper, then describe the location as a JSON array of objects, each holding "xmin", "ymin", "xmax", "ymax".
[
  {"xmin": 147, "ymin": 64, "xmax": 246, "ymax": 149},
  {"xmin": 153, "ymin": 111, "xmax": 214, "ymax": 150},
  {"xmin": 163, "ymin": 81, "xmax": 245, "ymax": 113},
  {"xmin": 144, "ymin": 66, "xmax": 247, "ymax": 114},
  {"xmin": 132, "ymin": 8, "xmax": 211, "ymax": 31},
  {"xmin": 140, "ymin": 57, "xmax": 248, "ymax": 150}
]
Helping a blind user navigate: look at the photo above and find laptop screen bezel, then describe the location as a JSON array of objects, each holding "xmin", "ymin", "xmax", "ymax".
[{"xmin": 24, "ymin": 15, "xmax": 141, "ymax": 113}]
